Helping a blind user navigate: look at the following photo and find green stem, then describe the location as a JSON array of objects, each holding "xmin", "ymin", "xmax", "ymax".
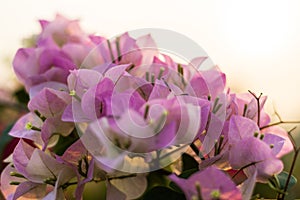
[
  {"xmin": 260, "ymin": 121, "xmax": 300, "ymax": 130},
  {"xmin": 278, "ymin": 149, "xmax": 299, "ymax": 200}
]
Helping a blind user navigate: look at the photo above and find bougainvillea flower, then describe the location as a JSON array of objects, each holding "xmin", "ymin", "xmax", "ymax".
[
  {"xmin": 1, "ymin": 164, "xmax": 47, "ymax": 200},
  {"xmin": 60, "ymin": 140, "xmax": 96, "ymax": 200},
  {"xmin": 170, "ymin": 166, "xmax": 242, "ymax": 200},
  {"xmin": 1, "ymin": 140, "xmax": 76, "ymax": 199},
  {"xmin": 229, "ymin": 137, "xmax": 283, "ymax": 182},
  {"xmin": 13, "ymin": 47, "xmax": 76, "ymax": 91},
  {"xmin": 8, "ymin": 113, "xmax": 43, "ymax": 145},
  {"xmin": 62, "ymin": 69, "xmax": 102, "ymax": 122},
  {"xmin": 230, "ymin": 93, "xmax": 271, "ymax": 127},
  {"xmin": 228, "ymin": 115, "xmax": 292, "ymax": 158},
  {"xmin": 81, "ymin": 77, "xmax": 114, "ymax": 120},
  {"xmin": 228, "ymin": 115, "xmax": 259, "ymax": 144},
  {"xmin": 37, "ymin": 14, "xmax": 88, "ymax": 47},
  {"xmin": 4, "ymin": 14, "xmax": 297, "ymax": 199},
  {"xmin": 28, "ymin": 88, "xmax": 71, "ymax": 118},
  {"xmin": 261, "ymin": 126, "xmax": 293, "ymax": 157}
]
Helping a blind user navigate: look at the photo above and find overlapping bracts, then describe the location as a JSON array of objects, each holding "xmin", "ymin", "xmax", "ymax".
[{"xmin": 1, "ymin": 15, "xmax": 293, "ymax": 200}]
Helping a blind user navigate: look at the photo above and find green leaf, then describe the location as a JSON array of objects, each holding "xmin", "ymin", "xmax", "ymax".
[
  {"xmin": 182, "ymin": 153, "xmax": 198, "ymax": 172},
  {"xmin": 0, "ymin": 124, "xmax": 15, "ymax": 170},
  {"xmin": 0, "ymin": 124, "xmax": 14, "ymax": 152},
  {"xmin": 142, "ymin": 186, "xmax": 185, "ymax": 200},
  {"xmin": 14, "ymin": 87, "xmax": 29, "ymax": 105},
  {"xmin": 110, "ymin": 174, "xmax": 147, "ymax": 200},
  {"xmin": 51, "ymin": 130, "xmax": 78, "ymax": 156},
  {"xmin": 275, "ymin": 171, "xmax": 297, "ymax": 190},
  {"xmin": 179, "ymin": 168, "xmax": 198, "ymax": 179},
  {"xmin": 169, "ymin": 181, "xmax": 183, "ymax": 194}
]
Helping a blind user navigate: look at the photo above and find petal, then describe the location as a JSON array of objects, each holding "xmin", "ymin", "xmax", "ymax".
[
  {"xmin": 240, "ymin": 170, "xmax": 257, "ymax": 200},
  {"xmin": 41, "ymin": 117, "xmax": 74, "ymax": 148},
  {"xmin": 25, "ymin": 150, "xmax": 72, "ymax": 183},
  {"xmin": 12, "ymin": 140, "xmax": 35, "ymax": 177},
  {"xmin": 12, "ymin": 182, "xmax": 46, "ymax": 200},
  {"xmin": 29, "ymin": 81, "xmax": 68, "ymax": 99},
  {"xmin": 229, "ymin": 137, "xmax": 283, "ymax": 182},
  {"xmin": 262, "ymin": 133, "xmax": 285, "ymax": 156},
  {"xmin": 0, "ymin": 165, "xmax": 25, "ymax": 199},
  {"xmin": 9, "ymin": 113, "xmax": 43, "ymax": 145},
  {"xmin": 67, "ymin": 69, "xmax": 102, "ymax": 97},
  {"xmin": 106, "ymin": 181, "xmax": 126, "ymax": 200},
  {"xmin": 28, "ymin": 88, "xmax": 70, "ymax": 118},
  {"xmin": 228, "ymin": 115, "xmax": 259, "ymax": 144},
  {"xmin": 261, "ymin": 126, "xmax": 293, "ymax": 157},
  {"xmin": 110, "ymin": 174, "xmax": 147, "ymax": 200}
]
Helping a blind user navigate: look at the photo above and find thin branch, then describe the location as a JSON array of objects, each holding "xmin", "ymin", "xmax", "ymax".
[
  {"xmin": 274, "ymin": 108, "xmax": 283, "ymax": 122},
  {"xmin": 232, "ymin": 161, "xmax": 261, "ymax": 179},
  {"xmin": 248, "ymin": 90, "xmax": 262, "ymax": 128},
  {"xmin": 278, "ymin": 126, "xmax": 299, "ymax": 200},
  {"xmin": 0, "ymin": 100, "xmax": 28, "ymax": 111},
  {"xmin": 278, "ymin": 150, "xmax": 299, "ymax": 200},
  {"xmin": 260, "ymin": 121, "xmax": 300, "ymax": 130},
  {"xmin": 286, "ymin": 126, "xmax": 298, "ymax": 152}
]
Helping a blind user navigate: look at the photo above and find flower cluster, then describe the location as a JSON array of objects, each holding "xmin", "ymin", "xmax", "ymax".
[{"xmin": 0, "ymin": 15, "xmax": 295, "ymax": 200}]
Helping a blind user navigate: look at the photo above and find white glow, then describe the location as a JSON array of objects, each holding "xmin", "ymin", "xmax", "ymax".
[
  {"xmin": 217, "ymin": 0, "xmax": 292, "ymax": 55},
  {"xmin": 0, "ymin": 0, "xmax": 300, "ymax": 119}
]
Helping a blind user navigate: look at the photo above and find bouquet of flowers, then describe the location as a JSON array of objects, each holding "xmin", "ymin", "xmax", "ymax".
[{"xmin": 0, "ymin": 15, "xmax": 299, "ymax": 200}]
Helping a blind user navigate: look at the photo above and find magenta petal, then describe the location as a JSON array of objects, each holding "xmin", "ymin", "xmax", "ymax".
[
  {"xmin": 28, "ymin": 88, "xmax": 70, "ymax": 118},
  {"xmin": 148, "ymin": 80, "xmax": 171, "ymax": 100},
  {"xmin": 81, "ymin": 78, "xmax": 114, "ymax": 120},
  {"xmin": 9, "ymin": 113, "xmax": 43, "ymax": 145},
  {"xmin": 170, "ymin": 166, "xmax": 242, "ymax": 200},
  {"xmin": 39, "ymin": 19, "xmax": 49, "ymax": 29},
  {"xmin": 228, "ymin": 115, "xmax": 259, "ymax": 144},
  {"xmin": 62, "ymin": 100, "xmax": 90, "ymax": 122},
  {"xmin": 106, "ymin": 181, "xmax": 126, "ymax": 200},
  {"xmin": 25, "ymin": 149, "xmax": 74, "ymax": 183},
  {"xmin": 136, "ymin": 34, "xmax": 158, "ymax": 65},
  {"xmin": 75, "ymin": 159, "xmax": 95, "ymax": 200},
  {"xmin": 262, "ymin": 133, "xmax": 285, "ymax": 156},
  {"xmin": 67, "ymin": 69, "xmax": 102, "ymax": 97},
  {"xmin": 104, "ymin": 64, "xmax": 131, "ymax": 83},
  {"xmin": 89, "ymin": 34, "xmax": 106, "ymax": 45},
  {"xmin": 13, "ymin": 48, "xmax": 37, "ymax": 85},
  {"xmin": 229, "ymin": 137, "xmax": 283, "ymax": 182},
  {"xmin": 12, "ymin": 181, "xmax": 46, "ymax": 200},
  {"xmin": 240, "ymin": 170, "xmax": 257, "ymax": 200},
  {"xmin": 38, "ymin": 49, "xmax": 75, "ymax": 73},
  {"xmin": 261, "ymin": 126, "xmax": 293, "ymax": 158},
  {"xmin": 201, "ymin": 67, "xmax": 226, "ymax": 99},
  {"xmin": 12, "ymin": 140, "xmax": 34, "ymax": 177},
  {"xmin": 29, "ymin": 81, "xmax": 68, "ymax": 98},
  {"xmin": 188, "ymin": 72, "xmax": 209, "ymax": 98},
  {"xmin": 1, "ymin": 165, "xmax": 26, "ymax": 199},
  {"xmin": 61, "ymin": 140, "xmax": 88, "ymax": 165},
  {"xmin": 189, "ymin": 57, "xmax": 207, "ymax": 70},
  {"xmin": 189, "ymin": 167, "xmax": 242, "ymax": 200},
  {"xmin": 201, "ymin": 112, "xmax": 224, "ymax": 154},
  {"xmin": 141, "ymin": 121, "xmax": 177, "ymax": 152},
  {"xmin": 62, "ymin": 43, "xmax": 91, "ymax": 67},
  {"xmin": 41, "ymin": 117, "xmax": 74, "ymax": 148}
]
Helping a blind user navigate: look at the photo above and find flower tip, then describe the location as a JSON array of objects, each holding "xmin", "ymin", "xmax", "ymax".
[
  {"xmin": 25, "ymin": 122, "xmax": 33, "ymax": 130},
  {"xmin": 210, "ymin": 189, "xmax": 221, "ymax": 199},
  {"xmin": 69, "ymin": 89, "xmax": 76, "ymax": 96}
]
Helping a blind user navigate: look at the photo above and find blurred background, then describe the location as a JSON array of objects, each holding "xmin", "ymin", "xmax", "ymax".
[{"xmin": 0, "ymin": 0, "xmax": 299, "ymax": 199}]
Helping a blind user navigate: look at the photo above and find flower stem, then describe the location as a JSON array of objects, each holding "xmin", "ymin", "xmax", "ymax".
[
  {"xmin": 277, "ymin": 149, "xmax": 299, "ymax": 200},
  {"xmin": 260, "ymin": 121, "xmax": 300, "ymax": 130},
  {"xmin": 248, "ymin": 90, "xmax": 262, "ymax": 128}
]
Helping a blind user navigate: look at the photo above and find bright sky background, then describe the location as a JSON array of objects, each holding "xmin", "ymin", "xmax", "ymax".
[{"xmin": 0, "ymin": 0, "xmax": 300, "ymax": 119}]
